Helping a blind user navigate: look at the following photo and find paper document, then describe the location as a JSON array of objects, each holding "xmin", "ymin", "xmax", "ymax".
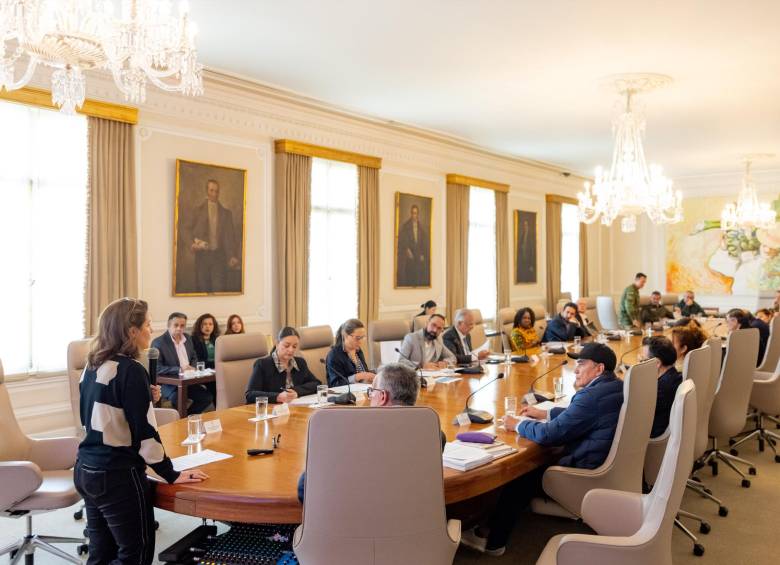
[
  {"xmin": 435, "ymin": 376, "xmax": 461, "ymax": 384},
  {"xmin": 291, "ymin": 394, "xmax": 319, "ymax": 405},
  {"xmin": 420, "ymin": 369, "xmax": 455, "ymax": 377},
  {"xmin": 171, "ymin": 449, "xmax": 232, "ymax": 471},
  {"xmin": 328, "ymin": 383, "xmax": 371, "ymax": 394},
  {"xmin": 248, "ymin": 414, "xmax": 278, "ymax": 422},
  {"xmin": 534, "ymin": 398, "xmax": 570, "ymax": 412},
  {"xmin": 443, "ymin": 442, "xmax": 493, "ymax": 471},
  {"xmin": 473, "ymin": 340, "xmax": 491, "ymax": 353}
]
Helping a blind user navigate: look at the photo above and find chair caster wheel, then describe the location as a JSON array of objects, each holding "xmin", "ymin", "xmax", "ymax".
[
  {"xmin": 728, "ymin": 438, "xmax": 735, "ymax": 446},
  {"xmin": 73, "ymin": 509, "xmax": 83, "ymax": 520},
  {"xmin": 709, "ymin": 461, "xmax": 718, "ymax": 476},
  {"xmin": 741, "ymin": 479, "xmax": 751, "ymax": 488},
  {"xmin": 774, "ymin": 455, "xmax": 780, "ymax": 463},
  {"xmin": 748, "ymin": 467, "xmax": 757, "ymax": 475},
  {"xmin": 758, "ymin": 439, "xmax": 765, "ymax": 452},
  {"xmin": 729, "ymin": 448, "xmax": 739, "ymax": 456},
  {"xmin": 693, "ymin": 543, "xmax": 705, "ymax": 556},
  {"xmin": 719, "ymin": 506, "xmax": 729, "ymax": 517},
  {"xmin": 699, "ymin": 522, "xmax": 711, "ymax": 534},
  {"xmin": 702, "ymin": 487, "xmax": 712, "ymax": 494},
  {"xmin": 690, "ymin": 475, "xmax": 702, "ymax": 483},
  {"xmin": 25, "ymin": 554, "xmax": 33, "ymax": 565},
  {"xmin": 154, "ymin": 520, "xmax": 160, "ymax": 531},
  {"xmin": 10, "ymin": 549, "xmax": 17, "ymax": 560},
  {"xmin": 78, "ymin": 544, "xmax": 89, "ymax": 556}
]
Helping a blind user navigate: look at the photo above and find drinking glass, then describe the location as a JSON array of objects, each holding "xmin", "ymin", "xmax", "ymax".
[
  {"xmin": 503, "ymin": 348, "xmax": 512, "ymax": 365},
  {"xmin": 553, "ymin": 376, "xmax": 564, "ymax": 400},
  {"xmin": 187, "ymin": 414, "xmax": 205, "ymax": 443},
  {"xmin": 255, "ymin": 396, "xmax": 268, "ymax": 419},
  {"xmin": 317, "ymin": 385, "xmax": 329, "ymax": 406},
  {"xmin": 504, "ymin": 396, "xmax": 518, "ymax": 417},
  {"xmin": 573, "ymin": 336, "xmax": 581, "ymax": 350},
  {"xmin": 196, "ymin": 361, "xmax": 205, "ymax": 372}
]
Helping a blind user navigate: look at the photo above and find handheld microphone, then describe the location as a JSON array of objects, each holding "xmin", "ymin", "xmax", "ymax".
[
  {"xmin": 147, "ymin": 347, "xmax": 159, "ymax": 386},
  {"xmin": 394, "ymin": 347, "xmax": 427, "ymax": 388},
  {"xmin": 527, "ymin": 360, "xmax": 568, "ymax": 403},
  {"xmin": 319, "ymin": 359, "xmax": 355, "ymax": 405},
  {"xmin": 453, "ymin": 371, "xmax": 505, "ymax": 425}
]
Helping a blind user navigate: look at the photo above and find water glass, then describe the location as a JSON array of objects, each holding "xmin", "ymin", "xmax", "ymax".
[
  {"xmin": 504, "ymin": 396, "xmax": 518, "ymax": 417},
  {"xmin": 187, "ymin": 414, "xmax": 205, "ymax": 443},
  {"xmin": 255, "ymin": 396, "xmax": 268, "ymax": 419},
  {"xmin": 196, "ymin": 361, "xmax": 205, "ymax": 372},
  {"xmin": 504, "ymin": 349, "xmax": 512, "ymax": 365},
  {"xmin": 573, "ymin": 336, "xmax": 581, "ymax": 349},
  {"xmin": 553, "ymin": 376, "xmax": 564, "ymax": 400},
  {"xmin": 317, "ymin": 385, "xmax": 329, "ymax": 406}
]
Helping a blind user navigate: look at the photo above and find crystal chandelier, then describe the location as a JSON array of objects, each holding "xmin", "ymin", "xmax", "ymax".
[
  {"xmin": 721, "ymin": 156, "xmax": 776, "ymax": 231},
  {"xmin": 0, "ymin": 0, "xmax": 203, "ymax": 114},
  {"xmin": 577, "ymin": 74, "xmax": 682, "ymax": 233}
]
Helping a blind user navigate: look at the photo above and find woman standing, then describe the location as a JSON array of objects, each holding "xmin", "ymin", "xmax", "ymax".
[
  {"xmin": 192, "ymin": 313, "xmax": 220, "ymax": 369},
  {"xmin": 245, "ymin": 327, "xmax": 320, "ymax": 404},
  {"xmin": 325, "ymin": 319, "xmax": 375, "ymax": 387},
  {"xmin": 510, "ymin": 307, "xmax": 541, "ymax": 354},
  {"xmin": 75, "ymin": 298, "xmax": 207, "ymax": 564}
]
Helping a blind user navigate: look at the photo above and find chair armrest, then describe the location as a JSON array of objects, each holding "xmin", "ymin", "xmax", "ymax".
[
  {"xmin": 581, "ymin": 489, "xmax": 644, "ymax": 536},
  {"xmin": 28, "ymin": 436, "xmax": 79, "ymax": 471},
  {"xmin": 0, "ymin": 461, "xmax": 43, "ymax": 510},
  {"xmin": 154, "ymin": 408, "xmax": 181, "ymax": 427},
  {"xmin": 753, "ymin": 370, "xmax": 776, "ymax": 382},
  {"xmin": 447, "ymin": 519, "xmax": 461, "ymax": 544},
  {"xmin": 554, "ymin": 533, "xmax": 645, "ymax": 563},
  {"xmin": 541, "ymin": 464, "xmax": 613, "ymax": 516}
]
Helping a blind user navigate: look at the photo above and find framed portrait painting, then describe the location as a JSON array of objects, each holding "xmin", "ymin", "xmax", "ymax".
[
  {"xmin": 514, "ymin": 210, "xmax": 537, "ymax": 284},
  {"xmin": 173, "ymin": 159, "xmax": 247, "ymax": 296},
  {"xmin": 394, "ymin": 192, "xmax": 433, "ymax": 288}
]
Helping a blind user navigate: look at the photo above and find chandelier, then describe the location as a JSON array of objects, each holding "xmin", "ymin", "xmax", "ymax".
[
  {"xmin": 0, "ymin": 0, "xmax": 203, "ymax": 114},
  {"xmin": 577, "ymin": 74, "xmax": 682, "ymax": 233},
  {"xmin": 721, "ymin": 156, "xmax": 776, "ymax": 231}
]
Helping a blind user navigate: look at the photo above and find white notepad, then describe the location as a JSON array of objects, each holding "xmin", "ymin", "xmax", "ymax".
[{"xmin": 171, "ymin": 449, "xmax": 232, "ymax": 471}]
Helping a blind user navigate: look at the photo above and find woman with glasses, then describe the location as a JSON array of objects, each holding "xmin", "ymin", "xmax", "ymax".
[
  {"xmin": 245, "ymin": 327, "xmax": 320, "ymax": 404},
  {"xmin": 325, "ymin": 318, "xmax": 375, "ymax": 387}
]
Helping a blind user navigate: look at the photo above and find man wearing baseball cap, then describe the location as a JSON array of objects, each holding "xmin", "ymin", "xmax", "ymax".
[{"xmin": 461, "ymin": 342, "xmax": 624, "ymax": 556}]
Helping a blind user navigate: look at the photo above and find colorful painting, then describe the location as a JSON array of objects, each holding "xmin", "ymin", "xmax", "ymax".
[{"xmin": 666, "ymin": 195, "xmax": 780, "ymax": 294}]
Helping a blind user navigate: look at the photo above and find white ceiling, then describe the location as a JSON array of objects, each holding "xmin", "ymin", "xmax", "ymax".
[{"xmin": 190, "ymin": 0, "xmax": 780, "ymax": 178}]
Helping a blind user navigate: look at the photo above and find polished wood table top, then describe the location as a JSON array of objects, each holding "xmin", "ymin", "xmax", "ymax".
[{"xmin": 154, "ymin": 330, "xmax": 682, "ymax": 524}]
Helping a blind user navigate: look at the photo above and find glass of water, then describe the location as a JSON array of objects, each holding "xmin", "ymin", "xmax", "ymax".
[
  {"xmin": 255, "ymin": 396, "xmax": 268, "ymax": 419},
  {"xmin": 504, "ymin": 396, "xmax": 518, "ymax": 417},
  {"xmin": 573, "ymin": 336, "xmax": 581, "ymax": 350},
  {"xmin": 196, "ymin": 361, "xmax": 205, "ymax": 373},
  {"xmin": 553, "ymin": 377, "xmax": 564, "ymax": 400},
  {"xmin": 187, "ymin": 414, "xmax": 205, "ymax": 443},
  {"xmin": 317, "ymin": 385, "xmax": 329, "ymax": 406}
]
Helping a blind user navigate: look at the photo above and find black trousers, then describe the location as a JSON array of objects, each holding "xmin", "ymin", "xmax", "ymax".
[
  {"xmin": 74, "ymin": 462, "xmax": 156, "ymax": 565},
  {"xmin": 486, "ymin": 465, "xmax": 548, "ymax": 550},
  {"xmin": 161, "ymin": 382, "xmax": 214, "ymax": 414},
  {"xmin": 195, "ymin": 249, "xmax": 227, "ymax": 292}
]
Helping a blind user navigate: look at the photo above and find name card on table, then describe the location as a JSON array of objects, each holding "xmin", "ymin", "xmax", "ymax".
[
  {"xmin": 455, "ymin": 412, "xmax": 471, "ymax": 426},
  {"xmin": 203, "ymin": 419, "xmax": 222, "ymax": 434},
  {"xmin": 523, "ymin": 392, "xmax": 538, "ymax": 406},
  {"xmin": 273, "ymin": 403, "xmax": 290, "ymax": 416},
  {"xmin": 530, "ymin": 354, "xmax": 540, "ymax": 364}
]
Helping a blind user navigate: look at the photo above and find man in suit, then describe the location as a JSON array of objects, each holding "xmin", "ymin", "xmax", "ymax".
[
  {"xmin": 461, "ymin": 343, "xmax": 624, "ymax": 555},
  {"xmin": 151, "ymin": 312, "xmax": 214, "ymax": 414},
  {"xmin": 676, "ymin": 290, "xmax": 705, "ymax": 318},
  {"xmin": 443, "ymin": 309, "xmax": 490, "ymax": 365},
  {"xmin": 396, "ymin": 204, "xmax": 430, "ymax": 287},
  {"xmin": 190, "ymin": 179, "xmax": 239, "ymax": 293},
  {"xmin": 641, "ymin": 290, "xmax": 675, "ymax": 325},
  {"xmin": 398, "ymin": 313, "xmax": 456, "ymax": 369},
  {"xmin": 542, "ymin": 302, "xmax": 587, "ymax": 342}
]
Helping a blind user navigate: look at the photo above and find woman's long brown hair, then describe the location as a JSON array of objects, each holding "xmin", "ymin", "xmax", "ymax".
[{"xmin": 87, "ymin": 298, "xmax": 148, "ymax": 369}]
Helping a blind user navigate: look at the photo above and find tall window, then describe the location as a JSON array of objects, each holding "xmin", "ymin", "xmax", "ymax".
[
  {"xmin": 466, "ymin": 186, "xmax": 497, "ymax": 320},
  {"xmin": 560, "ymin": 202, "xmax": 581, "ymax": 302},
  {"xmin": 0, "ymin": 102, "xmax": 88, "ymax": 376},
  {"xmin": 308, "ymin": 158, "xmax": 359, "ymax": 331}
]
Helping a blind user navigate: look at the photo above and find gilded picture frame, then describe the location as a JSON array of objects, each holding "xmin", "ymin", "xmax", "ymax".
[
  {"xmin": 394, "ymin": 191, "xmax": 433, "ymax": 289},
  {"xmin": 514, "ymin": 210, "xmax": 537, "ymax": 284}
]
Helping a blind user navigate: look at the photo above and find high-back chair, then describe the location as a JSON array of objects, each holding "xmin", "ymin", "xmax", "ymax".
[
  {"xmin": 0, "ymin": 359, "xmax": 87, "ymax": 563},
  {"xmin": 703, "ymin": 328, "xmax": 759, "ymax": 486},
  {"xmin": 532, "ymin": 360, "xmax": 658, "ymax": 518},
  {"xmin": 298, "ymin": 325, "xmax": 334, "ymax": 383},
  {"xmin": 596, "ymin": 296, "xmax": 620, "ymax": 330},
  {"xmin": 215, "ymin": 333, "xmax": 268, "ymax": 410},
  {"xmin": 530, "ymin": 304, "xmax": 548, "ymax": 339},
  {"xmin": 730, "ymin": 357, "xmax": 780, "ymax": 462},
  {"xmin": 661, "ymin": 293, "xmax": 679, "ymax": 309},
  {"xmin": 293, "ymin": 407, "xmax": 460, "ymax": 564},
  {"xmin": 497, "ymin": 307, "xmax": 516, "ymax": 350},
  {"xmin": 412, "ymin": 314, "xmax": 428, "ymax": 332},
  {"xmin": 536, "ymin": 380, "xmax": 697, "ymax": 565},
  {"xmin": 468, "ymin": 308, "xmax": 487, "ymax": 350},
  {"xmin": 579, "ymin": 296, "xmax": 601, "ymax": 332},
  {"xmin": 757, "ymin": 314, "xmax": 780, "ymax": 372},
  {"xmin": 367, "ymin": 319, "xmax": 411, "ymax": 368}
]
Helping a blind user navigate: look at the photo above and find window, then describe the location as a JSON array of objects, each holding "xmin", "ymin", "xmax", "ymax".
[
  {"xmin": 307, "ymin": 158, "xmax": 359, "ymax": 331},
  {"xmin": 560, "ymin": 202, "xmax": 581, "ymax": 302},
  {"xmin": 0, "ymin": 102, "xmax": 88, "ymax": 375},
  {"xmin": 466, "ymin": 186, "xmax": 497, "ymax": 320}
]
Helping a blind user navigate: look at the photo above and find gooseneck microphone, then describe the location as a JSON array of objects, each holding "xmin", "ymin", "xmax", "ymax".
[
  {"xmin": 527, "ymin": 360, "xmax": 568, "ymax": 403},
  {"xmin": 618, "ymin": 342, "xmax": 645, "ymax": 373},
  {"xmin": 147, "ymin": 347, "xmax": 159, "ymax": 386},
  {"xmin": 454, "ymin": 371, "xmax": 505, "ymax": 425},
  {"xmin": 395, "ymin": 347, "xmax": 427, "ymax": 387},
  {"xmin": 319, "ymin": 359, "xmax": 355, "ymax": 405}
]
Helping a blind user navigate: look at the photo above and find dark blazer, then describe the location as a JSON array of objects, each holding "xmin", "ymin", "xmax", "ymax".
[
  {"xmin": 750, "ymin": 318, "xmax": 770, "ymax": 366},
  {"xmin": 640, "ymin": 304, "xmax": 674, "ymax": 325},
  {"xmin": 518, "ymin": 371, "xmax": 624, "ymax": 469},
  {"xmin": 151, "ymin": 332, "xmax": 197, "ymax": 375},
  {"xmin": 442, "ymin": 326, "xmax": 474, "ymax": 365},
  {"xmin": 542, "ymin": 315, "xmax": 586, "ymax": 343},
  {"xmin": 191, "ymin": 200, "xmax": 237, "ymax": 259},
  {"xmin": 191, "ymin": 335, "xmax": 216, "ymax": 369},
  {"xmin": 677, "ymin": 300, "xmax": 705, "ymax": 317},
  {"xmin": 325, "ymin": 346, "xmax": 372, "ymax": 387},
  {"xmin": 245, "ymin": 355, "xmax": 320, "ymax": 404},
  {"xmin": 651, "ymin": 367, "xmax": 682, "ymax": 438},
  {"xmin": 575, "ymin": 312, "xmax": 596, "ymax": 337}
]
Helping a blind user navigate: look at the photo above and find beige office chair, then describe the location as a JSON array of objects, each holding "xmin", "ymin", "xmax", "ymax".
[
  {"xmin": 215, "ymin": 332, "xmax": 268, "ymax": 409},
  {"xmin": 367, "ymin": 319, "xmax": 411, "ymax": 368},
  {"xmin": 530, "ymin": 304, "xmax": 548, "ymax": 340},
  {"xmin": 729, "ymin": 357, "xmax": 780, "ymax": 462},
  {"xmin": 536, "ymin": 380, "xmax": 697, "ymax": 565},
  {"xmin": 293, "ymin": 407, "xmax": 460, "ymax": 564},
  {"xmin": 497, "ymin": 307, "xmax": 516, "ymax": 351},
  {"xmin": 297, "ymin": 325, "xmax": 334, "ymax": 383},
  {"xmin": 532, "ymin": 360, "xmax": 657, "ymax": 518},
  {"xmin": 412, "ymin": 314, "xmax": 428, "ymax": 332},
  {"xmin": 0, "ymin": 359, "xmax": 87, "ymax": 564},
  {"xmin": 579, "ymin": 296, "xmax": 601, "ymax": 332},
  {"xmin": 467, "ymin": 309, "xmax": 487, "ymax": 350},
  {"xmin": 702, "ymin": 328, "xmax": 758, "ymax": 487},
  {"xmin": 556, "ymin": 298, "xmax": 569, "ymax": 312},
  {"xmin": 596, "ymin": 296, "xmax": 620, "ymax": 330},
  {"xmin": 661, "ymin": 293, "xmax": 679, "ymax": 308},
  {"xmin": 756, "ymin": 314, "xmax": 780, "ymax": 372}
]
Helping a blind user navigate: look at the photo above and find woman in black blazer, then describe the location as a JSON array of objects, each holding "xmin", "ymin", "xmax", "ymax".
[
  {"xmin": 191, "ymin": 313, "xmax": 220, "ymax": 369},
  {"xmin": 325, "ymin": 318, "xmax": 375, "ymax": 387},
  {"xmin": 245, "ymin": 327, "xmax": 320, "ymax": 404}
]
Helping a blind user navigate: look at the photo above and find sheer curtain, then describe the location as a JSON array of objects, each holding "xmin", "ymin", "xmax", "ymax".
[
  {"xmin": 560, "ymin": 203, "xmax": 581, "ymax": 302},
  {"xmin": 467, "ymin": 187, "xmax": 497, "ymax": 320},
  {"xmin": 0, "ymin": 102, "xmax": 88, "ymax": 375},
  {"xmin": 308, "ymin": 158, "xmax": 359, "ymax": 331}
]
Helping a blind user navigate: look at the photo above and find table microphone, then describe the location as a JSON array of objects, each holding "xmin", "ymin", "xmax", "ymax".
[
  {"xmin": 147, "ymin": 347, "xmax": 159, "ymax": 386},
  {"xmin": 319, "ymin": 359, "xmax": 355, "ymax": 405},
  {"xmin": 617, "ymin": 342, "xmax": 644, "ymax": 373},
  {"xmin": 527, "ymin": 360, "xmax": 567, "ymax": 403},
  {"xmin": 453, "ymin": 371, "xmax": 505, "ymax": 425},
  {"xmin": 394, "ymin": 347, "xmax": 427, "ymax": 388}
]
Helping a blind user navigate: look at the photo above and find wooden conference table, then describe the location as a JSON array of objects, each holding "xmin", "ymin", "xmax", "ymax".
[{"xmin": 154, "ymin": 330, "xmax": 670, "ymax": 524}]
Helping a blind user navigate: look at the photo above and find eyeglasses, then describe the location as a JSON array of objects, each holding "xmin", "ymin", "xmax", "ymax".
[
  {"xmin": 350, "ymin": 334, "xmax": 366, "ymax": 341},
  {"xmin": 366, "ymin": 387, "xmax": 386, "ymax": 397}
]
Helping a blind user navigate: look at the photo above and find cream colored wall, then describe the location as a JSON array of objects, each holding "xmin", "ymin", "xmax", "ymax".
[{"xmin": 507, "ymin": 192, "xmax": 546, "ymax": 310}]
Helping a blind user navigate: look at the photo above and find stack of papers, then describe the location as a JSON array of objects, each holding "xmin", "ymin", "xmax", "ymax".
[
  {"xmin": 443, "ymin": 442, "xmax": 494, "ymax": 471},
  {"xmin": 452, "ymin": 439, "xmax": 517, "ymax": 461}
]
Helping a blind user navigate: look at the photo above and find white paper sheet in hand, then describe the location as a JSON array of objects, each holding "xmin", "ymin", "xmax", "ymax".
[{"xmin": 171, "ymin": 449, "xmax": 232, "ymax": 471}]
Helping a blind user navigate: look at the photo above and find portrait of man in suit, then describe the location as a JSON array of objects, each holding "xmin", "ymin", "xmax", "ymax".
[
  {"xmin": 174, "ymin": 160, "xmax": 246, "ymax": 295},
  {"xmin": 395, "ymin": 192, "xmax": 432, "ymax": 288},
  {"xmin": 514, "ymin": 210, "xmax": 537, "ymax": 284}
]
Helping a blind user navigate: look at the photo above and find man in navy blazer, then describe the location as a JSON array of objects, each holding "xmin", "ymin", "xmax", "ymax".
[
  {"xmin": 151, "ymin": 312, "xmax": 214, "ymax": 414},
  {"xmin": 542, "ymin": 302, "xmax": 587, "ymax": 343},
  {"xmin": 461, "ymin": 342, "xmax": 624, "ymax": 556}
]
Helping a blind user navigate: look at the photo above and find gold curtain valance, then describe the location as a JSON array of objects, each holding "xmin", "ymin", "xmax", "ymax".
[
  {"xmin": 545, "ymin": 194, "xmax": 578, "ymax": 205},
  {"xmin": 446, "ymin": 174, "xmax": 509, "ymax": 193},
  {"xmin": 0, "ymin": 87, "xmax": 138, "ymax": 124},
  {"xmin": 275, "ymin": 139, "xmax": 381, "ymax": 169}
]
